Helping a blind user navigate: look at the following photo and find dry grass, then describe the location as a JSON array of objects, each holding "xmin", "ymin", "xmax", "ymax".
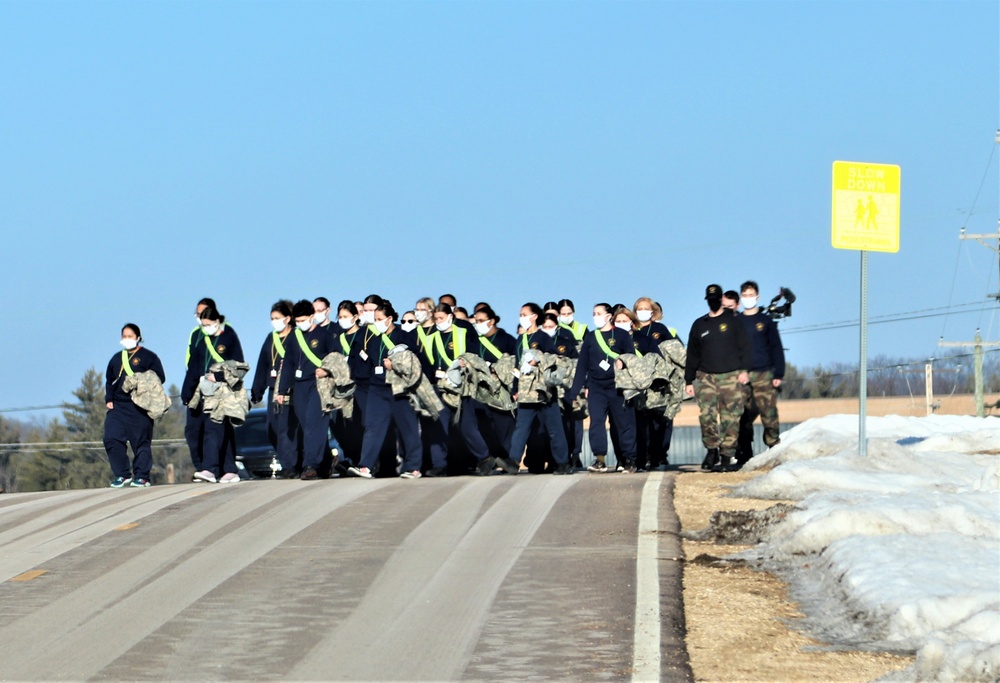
[{"xmin": 675, "ymin": 468, "xmax": 913, "ymax": 683}]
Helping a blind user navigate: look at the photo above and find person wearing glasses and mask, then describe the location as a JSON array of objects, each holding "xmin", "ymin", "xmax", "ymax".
[
  {"xmin": 566, "ymin": 303, "xmax": 638, "ymax": 474},
  {"xmin": 329, "ymin": 299, "xmax": 364, "ymax": 471},
  {"xmin": 250, "ymin": 300, "xmax": 298, "ymax": 477},
  {"xmin": 277, "ymin": 300, "xmax": 337, "ymax": 480},
  {"xmin": 182, "ymin": 305, "xmax": 245, "ymax": 484},
  {"xmin": 346, "ymin": 301, "xmax": 424, "ymax": 479},
  {"xmin": 104, "ymin": 323, "xmax": 166, "ymax": 488}
]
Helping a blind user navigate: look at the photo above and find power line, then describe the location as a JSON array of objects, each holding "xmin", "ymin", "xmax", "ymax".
[{"xmin": 780, "ymin": 301, "xmax": 995, "ymax": 335}]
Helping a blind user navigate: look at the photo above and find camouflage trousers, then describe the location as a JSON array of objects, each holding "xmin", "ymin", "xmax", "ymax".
[
  {"xmin": 693, "ymin": 370, "xmax": 745, "ymax": 456},
  {"xmin": 740, "ymin": 369, "xmax": 781, "ymax": 448}
]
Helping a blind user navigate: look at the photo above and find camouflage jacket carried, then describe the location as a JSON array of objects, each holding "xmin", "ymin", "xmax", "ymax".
[
  {"xmin": 190, "ymin": 360, "xmax": 251, "ymax": 425},
  {"xmin": 316, "ymin": 352, "xmax": 356, "ymax": 418},
  {"xmin": 511, "ymin": 349, "xmax": 561, "ymax": 405},
  {"xmin": 615, "ymin": 339, "xmax": 688, "ymax": 419},
  {"xmin": 456, "ymin": 353, "xmax": 516, "ymax": 413},
  {"xmin": 121, "ymin": 370, "xmax": 171, "ymax": 421},
  {"xmin": 386, "ymin": 346, "xmax": 443, "ymax": 421}
]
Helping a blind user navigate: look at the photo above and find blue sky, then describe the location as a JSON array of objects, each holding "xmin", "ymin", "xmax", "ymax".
[{"xmin": 1, "ymin": 0, "xmax": 997, "ymax": 417}]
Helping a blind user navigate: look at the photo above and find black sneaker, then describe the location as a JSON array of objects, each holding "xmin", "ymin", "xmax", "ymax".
[
  {"xmin": 712, "ymin": 454, "xmax": 731, "ymax": 473},
  {"xmin": 300, "ymin": 467, "xmax": 319, "ymax": 481},
  {"xmin": 619, "ymin": 459, "xmax": 637, "ymax": 474},
  {"xmin": 554, "ymin": 462, "xmax": 574, "ymax": 475},
  {"xmin": 495, "ymin": 457, "xmax": 520, "ymax": 475},
  {"xmin": 473, "ymin": 458, "xmax": 496, "ymax": 476},
  {"xmin": 425, "ymin": 467, "xmax": 448, "ymax": 478}
]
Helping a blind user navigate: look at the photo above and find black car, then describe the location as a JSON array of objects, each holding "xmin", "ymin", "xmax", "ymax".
[{"xmin": 233, "ymin": 407, "xmax": 342, "ymax": 478}]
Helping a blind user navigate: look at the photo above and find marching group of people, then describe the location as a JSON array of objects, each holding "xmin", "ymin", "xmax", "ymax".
[{"xmin": 101, "ymin": 284, "xmax": 785, "ymax": 487}]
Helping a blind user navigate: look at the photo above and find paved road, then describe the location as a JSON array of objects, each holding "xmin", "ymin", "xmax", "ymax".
[{"xmin": 0, "ymin": 472, "xmax": 692, "ymax": 681}]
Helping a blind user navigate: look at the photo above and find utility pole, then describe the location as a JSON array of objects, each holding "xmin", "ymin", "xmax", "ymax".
[
  {"xmin": 938, "ymin": 330, "xmax": 1000, "ymax": 417},
  {"xmin": 959, "ymin": 221, "xmax": 1000, "ymax": 301}
]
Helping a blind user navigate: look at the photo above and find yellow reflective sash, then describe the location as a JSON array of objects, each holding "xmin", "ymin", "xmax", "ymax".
[
  {"xmin": 205, "ymin": 335, "xmax": 225, "ymax": 364},
  {"xmin": 593, "ymin": 330, "xmax": 620, "ymax": 360},
  {"xmin": 479, "ymin": 334, "xmax": 503, "ymax": 361},
  {"xmin": 272, "ymin": 331, "xmax": 286, "ymax": 358},
  {"xmin": 433, "ymin": 327, "xmax": 466, "ymax": 365},
  {"xmin": 559, "ymin": 319, "xmax": 588, "ymax": 341},
  {"xmin": 416, "ymin": 325, "xmax": 436, "ymax": 364},
  {"xmin": 339, "ymin": 332, "xmax": 352, "ymax": 355},
  {"xmin": 187, "ymin": 322, "xmax": 230, "ymax": 365},
  {"xmin": 121, "ymin": 350, "xmax": 135, "ymax": 377},
  {"xmin": 294, "ymin": 329, "xmax": 323, "ymax": 368},
  {"xmin": 381, "ymin": 333, "xmax": 396, "ymax": 351}
]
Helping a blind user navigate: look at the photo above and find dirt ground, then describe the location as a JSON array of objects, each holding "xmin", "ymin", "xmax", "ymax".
[{"xmin": 674, "ymin": 467, "xmax": 914, "ymax": 683}]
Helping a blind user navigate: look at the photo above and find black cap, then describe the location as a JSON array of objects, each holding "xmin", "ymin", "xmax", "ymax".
[{"xmin": 704, "ymin": 284, "xmax": 723, "ymax": 300}]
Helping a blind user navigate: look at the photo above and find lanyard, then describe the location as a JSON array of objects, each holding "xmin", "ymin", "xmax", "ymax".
[
  {"xmin": 294, "ymin": 329, "xmax": 323, "ymax": 368},
  {"xmin": 593, "ymin": 329, "xmax": 620, "ymax": 360},
  {"xmin": 377, "ymin": 333, "xmax": 396, "ymax": 364}
]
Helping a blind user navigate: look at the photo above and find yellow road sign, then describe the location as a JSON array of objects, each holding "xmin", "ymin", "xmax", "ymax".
[{"xmin": 831, "ymin": 161, "xmax": 900, "ymax": 252}]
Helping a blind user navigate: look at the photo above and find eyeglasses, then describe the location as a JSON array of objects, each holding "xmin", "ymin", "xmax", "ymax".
[{"xmin": 402, "ymin": 319, "xmax": 417, "ymax": 324}]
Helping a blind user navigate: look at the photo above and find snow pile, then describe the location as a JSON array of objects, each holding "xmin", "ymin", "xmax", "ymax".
[{"xmin": 731, "ymin": 415, "xmax": 1000, "ymax": 682}]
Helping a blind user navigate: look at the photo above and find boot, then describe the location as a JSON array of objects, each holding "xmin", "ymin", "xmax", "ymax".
[
  {"xmin": 712, "ymin": 452, "xmax": 731, "ymax": 473},
  {"xmin": 700, "ymin": 448, "xmax": 719, "ymax": 471}
]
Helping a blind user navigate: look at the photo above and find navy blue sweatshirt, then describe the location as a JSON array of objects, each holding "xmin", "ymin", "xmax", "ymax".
[
  {"xmin": 250, "ymin": 331, "xmax": 292, "ymax": 404},
  {"xmin": 105, "ymin": 347, "xmax": 166, "ymax": 405},
  {"xmin": 738, "ymin": 311, "xmax": 786, "ymax": 378},
  {"xmin": 478, "ymin": 327, "xmax": 517, "ymax": 362},
  {"xmin": 634, "ymin": 321, "xmax": 679, "ymax": 356},
  {"xmin": 568, "ymin": 327, "xmax": 635, "ymax": 396},
  {"xmin": 279, "ymin": 326, "xmax": 337, "ymax": 394},
  {"xmin": 551, "ymin": 328, "xmax": 579, "ymax": 359},
  {"xmin": 182, "ymin": 326, "xmax": 244, "ymax": 404},
  {"xmin": 359, "ymin": 325, "xmax": 412, "ymax": 388},
  {"xmin": 431, "ymin": 325, "xmax": 480, "ymax": 370}
]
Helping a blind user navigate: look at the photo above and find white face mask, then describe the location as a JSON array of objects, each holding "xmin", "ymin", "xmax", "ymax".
[
  {"xmin": 296, "ymin": 320, "xmax": 311, "ymax": 332},
  {"xmin": 338, "ymin": 317, "xmax": 355, "ymax": 330},
  {"xmin": 313, "ymin": 310, "xmax": 328, "ymax": 326},
  {"xmin": 740, "ymin": 296, "xmax": 758, "ymax": 310},
  {"xmin": 558, "ymin": 314, "xmax": 573, "ymax": 325},
  {"xmin": 362, "ymin": 310, "xmax": 375, "ymax": 325},
  {"xmin": 519, "ymin": 315, "xmax": 534, "ymax": 330},
  {"xmin": 202, "ymin": 323, "xmax": 220, "ymax": 336},
  {"xmin": 593, "ymin": 315, "xmax": 608, "ymax": 329},
  {"xmin": 414, "ymin": 310, "xmax": 429, "ymax": 323},
  {"xmin": 120, "ymin": 338, "xmax": 138, "ymax": 350},
  {"xmin": 542, "ymin": 327, "xmax": 557, "ymax": 338},
  {"xmin": 373, "ymin": 318, "xmax": 390, "ymax": 334},
  {"xmin": 636, "ymin": 310, "xmax": 653, "ymax": 322},
  {"xmin": 615, "ymin": 322, "xmax": 632, "ymax": 332},
  {"xmin": 474, "ymin": 321, "xmax": 491, "ymax": 336},
  {"xmin": 401, "ymin": 321, "xmax": 418, "ymax": 333},
  {"xmin": 435, "ymin": 317, "xmax": 453, "ymax": 333},
  {"xmin": 271, "ymin": 318, "xmax": 288, "ymax": 332}
]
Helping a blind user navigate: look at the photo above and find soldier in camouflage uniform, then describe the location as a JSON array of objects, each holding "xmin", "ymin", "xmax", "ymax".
[
  {"xmin": 684, "ymin": 284, "xmax": 750, "ymax": 472},
  {"xmin": 735, "ymin": 280, "xmax": 785, "ymax": 467}
]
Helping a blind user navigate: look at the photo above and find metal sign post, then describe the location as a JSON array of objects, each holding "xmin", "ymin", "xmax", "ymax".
[{"xmin": 832, "ymin": 161, "xmax": 900, "ymax": 456}]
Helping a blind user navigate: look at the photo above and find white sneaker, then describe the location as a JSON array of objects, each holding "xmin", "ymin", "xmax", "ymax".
[
  {"xmin": 348, "ymin": 466, "xmax": 373, "ymax": 479},
  {"xmin": 219, "ymin": 472, "xmax": 240, "ymax": 483},
  {"xmin": 193, "ymin": 470, "xmax": 218, "ymax": 483},
  {"xmin": 400, "ymin": 470, "xmax": 422, "ymax": 479}
]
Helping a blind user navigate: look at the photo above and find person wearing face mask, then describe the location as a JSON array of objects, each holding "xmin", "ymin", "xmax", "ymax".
[
  {"xmin": 735, "ymin": 280, "xmax": 785, "ymax": 468},
  {"xmin": 346, "ymin": 301, "xmax": 425, "ymax": 479},
  {"xmin": 684, "ymin": 284, "xmax": 751, "ymax": 473},
  {"xmin": 632, "ymin": 297, "xmax": 681, "ymax": 471},
  {"xmin": 496, "ymin": 303, "xmax": 573, "ymax": 476},
  {"xmin": 556, "ymin": 298, "xmax": 588, "ymax": 346},
  {"xmin": 412, "ymin": 297, "xmax": 438, "ymax": 374},
  {"xmin": 565, "ymin": 303, "xmax": 638, "ymax": 474},
  {"xmin": 312, "ymin": 297, "xmax": 336, "ymax": 340},
  {"xmin": 182, "ymin": 305, "xmax": 245, "ymax": 484},
  {"xmin": 399, "ymin": 311, "xmax": 419, "ymax": 334},
  {"xmin": 276, "ymin": 300, "xmax": 337, "ymax": 480},
  {"xmin": 249, "ymin": 300, "xmax": 298, "ymax": 478},
  {"xmin": 722, "ymin": 290, "xmax": 740, "ymax": 312},
  {"xmin": 471, "ymin": 304, "xmax": 518, "ymax": 466},
  {"xmin": 328, "ymin": 299, "xmax": 364, "ymax": 472},
  {"xmin": 104, "ymin": 324, "xmax": 166, "ymax": 488},
  {"xmin": 426, "ymin": 303, "xmax": 495, "ymax": 476}
]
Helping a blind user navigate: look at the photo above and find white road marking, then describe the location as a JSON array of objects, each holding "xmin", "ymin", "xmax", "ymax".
[{"xmin": 633, "ymin": 471, "xmax": 664, "ymax": 682}]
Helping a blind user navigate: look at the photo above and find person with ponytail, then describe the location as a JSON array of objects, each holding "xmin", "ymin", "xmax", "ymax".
[{"xmin": 104, "ymin": 323, "xmax": 166, "ymax": 488}]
